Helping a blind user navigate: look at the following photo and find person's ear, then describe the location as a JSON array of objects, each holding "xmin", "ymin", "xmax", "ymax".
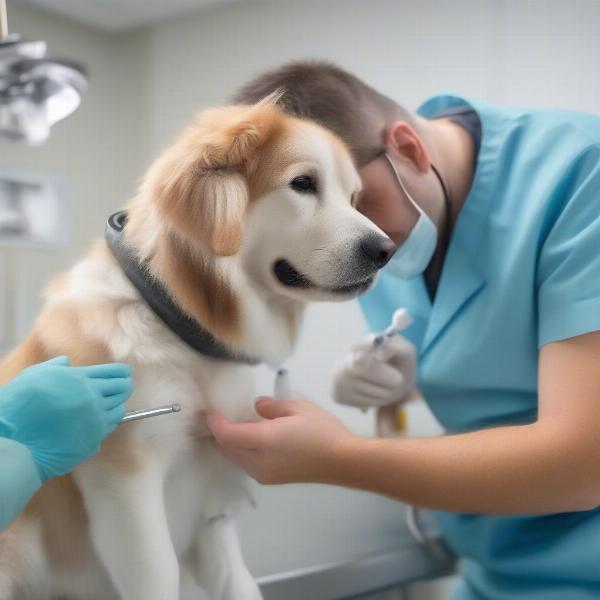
[{"xmin": 385, "ymin": 121, "xmax": 431, "ymax": 174}]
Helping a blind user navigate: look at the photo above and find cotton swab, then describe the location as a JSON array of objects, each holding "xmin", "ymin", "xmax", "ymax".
[{"xmin": 372, "ymin": 308, "xmax": 411, "ymax": 360}]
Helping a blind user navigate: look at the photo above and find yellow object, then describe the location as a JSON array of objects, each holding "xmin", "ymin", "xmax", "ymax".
[
  {"xmin": 376, "ymin": 404, "xmax": 409, "ymax": 438},
  {"xmin": 395, "ymin": 407, "xmax": 408, "ymax": 432}
]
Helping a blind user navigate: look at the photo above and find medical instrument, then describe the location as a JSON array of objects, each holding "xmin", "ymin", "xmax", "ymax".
[
  {"xmin": 376, "ymin": 309, "xmax": 412, "ymax": 434},
  {"xmin": 0, "ymin": 0, "xmax": 87, "ymax": 144},
  {"xmin": 355, "ymin": 308, "xmax": 411, "ymax": 366},
  {"xmin": 274, "ymin": 368, "xmax": 292, "ymax": 399},
  {"xmin": 372, "ymin": 308, "xmax": 412, "ymax": 360},
  {"xmin": 120, "ymin": 403, "xmax": 181, "ymax": 424},
  {"xmin": 353, "ymin": 308, "xmax": 412, "ymax": 432}
]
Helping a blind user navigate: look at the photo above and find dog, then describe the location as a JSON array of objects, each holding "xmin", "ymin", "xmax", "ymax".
[{"xmin": 0, "ymin": 94, "xmax": 394, "ymax": 600}]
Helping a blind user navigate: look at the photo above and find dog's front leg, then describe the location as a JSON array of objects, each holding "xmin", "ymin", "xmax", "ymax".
[
  {"xmin": 75, "ymin": 454, "xmax": 179, "ymax": 600},
  {"xmin": 196, "ymin": 514, "xmax": 262, "ymax": 600}
]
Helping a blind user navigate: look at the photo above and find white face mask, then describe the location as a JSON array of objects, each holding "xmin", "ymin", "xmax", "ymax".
[{"xmin": 381, "ymin": 152, "xmax": 441, "ymax": 279}]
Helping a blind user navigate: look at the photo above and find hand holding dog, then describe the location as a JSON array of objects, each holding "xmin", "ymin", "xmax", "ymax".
[{"xmin": 205, "ymin": 397, "xmax": 354, "ymax": 485}]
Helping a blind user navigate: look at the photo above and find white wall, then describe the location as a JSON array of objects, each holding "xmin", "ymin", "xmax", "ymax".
[
  {"xmin": 146, "ymin": 0, "xmax": 600, "ymax": 151},
  {"xmin": 1, "ymin": 1, "xmax": 152, "ymax": 344}
]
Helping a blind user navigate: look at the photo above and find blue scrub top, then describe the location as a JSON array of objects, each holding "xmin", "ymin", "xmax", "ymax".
[{"xmin": 359, "ymin": 94, "xmax": 600, "ymax": 599}]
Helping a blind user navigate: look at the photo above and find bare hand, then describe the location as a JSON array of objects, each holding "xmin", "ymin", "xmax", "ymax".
[{"xmin": 205, "ymin": 397, "xmax": 354, "ymax": 485}]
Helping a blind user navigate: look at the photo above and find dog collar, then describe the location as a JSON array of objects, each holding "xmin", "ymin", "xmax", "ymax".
[{"xmin": 105, "ymin": 211, "xmax": 260, "ymax": 365}]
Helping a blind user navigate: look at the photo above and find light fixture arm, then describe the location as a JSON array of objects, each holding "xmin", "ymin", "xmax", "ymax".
[
  {"xmin": 0, "ymin": 0, "xmax": 8, "ymax": 40},
  {"xmin": 0, "ymin": 0, "xmax": 87, "ymax": 144}
]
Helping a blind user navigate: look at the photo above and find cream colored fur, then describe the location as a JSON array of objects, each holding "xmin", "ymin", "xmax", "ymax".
[{"xmin": 0, "ymin": 99, "xmax": 389, "ymax": 600}]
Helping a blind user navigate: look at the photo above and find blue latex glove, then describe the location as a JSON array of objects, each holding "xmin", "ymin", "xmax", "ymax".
[
  {"xmin": 0, "ymin": 437, "xmax": 45, "ymax": 530},
  {"xmin": 0, "ymin": 356, "xmax": 133, "ymax": 483}
]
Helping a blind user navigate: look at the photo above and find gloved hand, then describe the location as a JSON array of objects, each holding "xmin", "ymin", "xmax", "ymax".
[
  {"xmin": 333, "ymin": 334, "xmax": 416, "ymax": 410},
  {"xmin": 0, "ymin": 356, "xmax": 133, "ymax": 482}
]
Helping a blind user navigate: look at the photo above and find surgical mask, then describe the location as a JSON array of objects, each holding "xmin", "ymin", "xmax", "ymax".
[{"xmin": 382, "ymin": 152, "xmax": 446, "ymax": 279}]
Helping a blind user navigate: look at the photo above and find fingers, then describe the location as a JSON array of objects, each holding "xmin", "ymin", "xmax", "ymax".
[
  {"xmin": 254, "ymin": 397, "xmax": 298, "ymax": 419},
  {"xmin": 105, "ymin": 403, "xmax": 126, "ymax": 431},
  {"xmin": 93, "ymin": 377, "xmax": 133, "ymax": 399},
  {"xmin": 205, "ymin": 410, "xmax": 270, "ymax": 449},
  {"xmin": 356, "ymin": 363, "xmax": 406, "ymax": 390},
  {"xmin": 336, "ymin": 381, "xmax": 395, "ymax": 408},
  {"xmin": 345, "ymin": 358, "xmax": 406, "ymax": 390},
  {"xmin": 350, "ymin": 379, "xmax": 399, "ymax": 402},
  {"xmin": 74, "ymin": 363, "xmax": 132, "ymax": 379},
  {"xmin": 350, "ymin": 334, "xmax": 415, "ymax": 365},
  {"xmin": 102, "ymin": 390, "xmax": 132, "ymax": 410},
  {"xmin": 334, "ymin": 361, "xmax": 408, "ymax": 408},
  {"xmin": 382, "ymin": 336, "xmax": 416, "ymax": 367},
  {"xmin": 341, "ymin": 341, "xmax": 411, "ymax": 391}
]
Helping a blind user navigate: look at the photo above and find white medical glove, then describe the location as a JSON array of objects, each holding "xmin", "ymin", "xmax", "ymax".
[{"xmin": 332, "ymin": 334, "xmax": 416, "ymax": 410}]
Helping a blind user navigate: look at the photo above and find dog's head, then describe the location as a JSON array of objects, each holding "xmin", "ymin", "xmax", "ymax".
[{"xmin": 127, "ymin": 96, "xmax": 393, "ymax": 350}]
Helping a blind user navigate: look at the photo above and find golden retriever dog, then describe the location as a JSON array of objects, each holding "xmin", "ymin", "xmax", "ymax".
[{"xmin": 0, "ymin": 95, "xmax": 394, "ymax": 600}]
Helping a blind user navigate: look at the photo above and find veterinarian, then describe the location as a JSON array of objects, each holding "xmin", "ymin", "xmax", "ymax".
[
  {"xmin": 0, "ymin": 357, "xmax": 133, "ymax": 530},
  {"xmin": 206, "ymin": 62, "xmax": 600, "ymax": 599}
]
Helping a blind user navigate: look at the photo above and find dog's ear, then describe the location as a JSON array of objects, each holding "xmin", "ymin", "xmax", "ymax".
[{"xmin": 144, "ymin": 98, "xmax": 284, "ymax": 256}]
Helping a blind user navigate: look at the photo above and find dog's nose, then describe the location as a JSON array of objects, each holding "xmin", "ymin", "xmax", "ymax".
[{"xmin": 360, "ymin": 235, "xmax": 396, "ymax": 269}]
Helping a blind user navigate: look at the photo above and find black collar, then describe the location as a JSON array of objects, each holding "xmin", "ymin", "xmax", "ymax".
[{"xmin": 105, "ymin": 211, "xmax": 260, "ymax": 365}]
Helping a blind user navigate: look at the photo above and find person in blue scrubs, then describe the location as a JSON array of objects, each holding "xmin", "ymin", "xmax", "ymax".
[
  {"xmin": 206, "ymin": 62, "xmax": 600, "ymax": 599},
  {"xmin": 0, "ymin": 357, "xmax": 133, "ymax": 531}
]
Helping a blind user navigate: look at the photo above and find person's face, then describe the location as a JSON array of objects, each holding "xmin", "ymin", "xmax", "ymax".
[
  {"xmin": 355, "ymin": 121, "xmax": 444, "ymax": 247},
  {"xmin": 357, "ymin": 153, "xmax": 420, "ymax": 247}
]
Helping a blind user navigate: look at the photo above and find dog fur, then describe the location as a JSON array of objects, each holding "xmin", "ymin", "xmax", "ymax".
[{"xmin": 0, "ymin": 96, "xmax": 390, "ymax": 600}]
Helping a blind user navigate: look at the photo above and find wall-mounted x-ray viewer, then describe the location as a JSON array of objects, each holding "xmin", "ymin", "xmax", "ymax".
[
  {"xmin": 0, "ymin": 168, "xmax": 69, "ymax": 248},
  {"xmin": 0, "ymin": 168, "xmax": 70, "ymax": 352}
]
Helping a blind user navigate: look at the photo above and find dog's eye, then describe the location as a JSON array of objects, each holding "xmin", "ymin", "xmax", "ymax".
[{"xmin": 290, "ymin": 175, "xmax": 317, "ymax": 194}]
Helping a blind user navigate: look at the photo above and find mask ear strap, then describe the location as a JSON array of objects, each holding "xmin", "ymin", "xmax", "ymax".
[
  {"xmin": 383, "ymin": 152, "xmax": 453, "ymax": 236},
  {"xmin": 382, "ymin": 152, "xmax": 425, "ymax": 215}
]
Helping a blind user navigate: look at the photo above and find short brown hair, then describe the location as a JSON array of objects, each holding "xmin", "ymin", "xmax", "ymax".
[{"xmin": 232, "ymin": 60, "xmax": 414, "ymax": 166}]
